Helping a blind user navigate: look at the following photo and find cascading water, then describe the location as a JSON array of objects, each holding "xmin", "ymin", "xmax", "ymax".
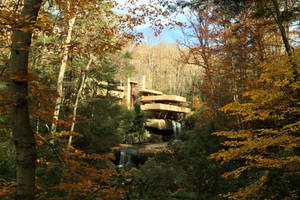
[
  {"xmin": 171, "ymin": 120, "xmax": 182, "ymax": 140},
  {"xmin": 117, "ymin": 149, "xmax": 137, "ymax": 168},
  {"xmin": 171, "ymin": 120, "xmax": 177, "ymax": 139},
  {"xmin": 118, "ymin": 149, "xmax": 127, "ymax": 168},
  {"xmin": 177, "ymin": 122, "xmax": 182, "ymax": 136}
]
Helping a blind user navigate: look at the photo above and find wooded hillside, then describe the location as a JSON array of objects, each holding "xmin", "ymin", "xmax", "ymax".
[
  {"xmin": 0, "ymin": 0, "xmax": 299, "ymax": 200},
  {"xmin": 126, "ymin": 42, "xmax": 202, "ymax": 97}
]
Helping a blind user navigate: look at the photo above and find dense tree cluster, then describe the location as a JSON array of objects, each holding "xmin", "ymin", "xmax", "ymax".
[{"xmin": 0, "ymin": 0, "xmax": 299, "ymax": 199}]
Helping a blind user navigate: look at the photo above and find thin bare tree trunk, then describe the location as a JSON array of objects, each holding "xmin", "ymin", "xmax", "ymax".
[
  {"xmin": 68, "ymin": 56, "xmax": 93, "ymax": 147},
  {"xmin": 8, "ymin": 0, "xmax": 42, "ymax": 199},
  {"xmin": 51, "ymin": 14, "xmax": 76, "ymax": 134},
  {"xmin": 270, "ymin": 0, "xmax": 298, "ymax": 87},
  {"xmin": 270, "ymin": 0, "xmax": 292, "ymax": 55}
]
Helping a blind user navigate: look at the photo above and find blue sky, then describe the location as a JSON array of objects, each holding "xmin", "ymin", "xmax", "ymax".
[
  {"xmin": 115, "ymin": 0, "xmax": 190, "ymax": 45},
  {"xmin": 138, "ymin": 26, "xmax": 185, "ymax": 44}
]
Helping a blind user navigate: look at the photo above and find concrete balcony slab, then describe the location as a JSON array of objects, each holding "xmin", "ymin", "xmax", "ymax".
[{"xmin": 141, "ymin": 103, "xmax": 191, "ymax": 113}]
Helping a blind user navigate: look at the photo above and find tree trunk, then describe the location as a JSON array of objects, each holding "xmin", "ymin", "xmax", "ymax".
[
  {"xmin": 270, "ymin": 0, "xmax": 292, "ymax": 55},
  {"xmin": 270, "ymin": 0, "xmax": 298, "ymax": 86},
  {"xmin": 51, "ymin": 14, "xmax": 76, "ymax": 134},
  {"xmin": 8, "ymin": 0, "xmax": 42, "ymax": 199},
  {"xmin": 68, "ymin": 56, "xmax": 93, "ymax": 147}
]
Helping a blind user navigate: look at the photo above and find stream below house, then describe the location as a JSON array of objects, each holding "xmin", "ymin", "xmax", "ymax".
[{"xmin": 114, "ymin": 120, "xmax": 184, "ymax": 169}]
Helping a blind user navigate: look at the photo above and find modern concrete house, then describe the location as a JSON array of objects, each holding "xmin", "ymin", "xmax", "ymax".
[
  {"xmin": 99, "ymin": 75, "xmax": 191, "ymax": 131},
  {"xmin": 124, "ymin": 76, "xmax": 191, "ymax": 131}
]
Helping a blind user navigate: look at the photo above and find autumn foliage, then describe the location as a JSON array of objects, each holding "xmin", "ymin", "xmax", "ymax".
[
  {"xmin": 209, "ymin": 51, "xmax": 300, "ymax": 199},
  {"xmin": 0, "ymin": 0, "xmax": 299, "ymax": 199},
  {"xmin": 0, "ymin": 0, "xmax": 170, "ymax": 199},
  {"xmin": 175, "ymin": 0, "xmax": 299, "ymax": 199}
]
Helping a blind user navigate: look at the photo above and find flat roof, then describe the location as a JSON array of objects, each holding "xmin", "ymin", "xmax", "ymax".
[
  {"xmin": 140, "ymin": 95, "xmax": 187, "ymax": 103},
  {"xmin": 141, "ymin": 103, "xmax": 191, "ymax": 113}
]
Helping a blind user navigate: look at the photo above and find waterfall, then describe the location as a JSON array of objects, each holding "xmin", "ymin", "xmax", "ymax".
[
  {"xmin": 117, "ymin": 149, "xmax": 137, "ymax": 168},
  {"xmin": 171, "ymin": 120, "xmax": 182, "ymax": 140},
  {"xmin": 177, "ymin": 122, "xmax": 182, "ymax": 136},
  {"xmin": 171, "ymin": 120, "xmax": 177, "ymax": 139},
  {"xmin": 118, "ymin": 149, "xmax": 127, "ymax": 168}
]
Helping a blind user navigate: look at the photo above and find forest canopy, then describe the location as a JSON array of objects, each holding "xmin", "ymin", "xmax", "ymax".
[{"xmin": 0, "ymin": 0, "xmax": 299, "ymax": 199}]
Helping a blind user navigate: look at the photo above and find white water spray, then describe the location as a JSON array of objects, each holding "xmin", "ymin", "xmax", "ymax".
[{"xmin": 171, "ymin": 120, "xmax": 182, "ymax": 140}]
